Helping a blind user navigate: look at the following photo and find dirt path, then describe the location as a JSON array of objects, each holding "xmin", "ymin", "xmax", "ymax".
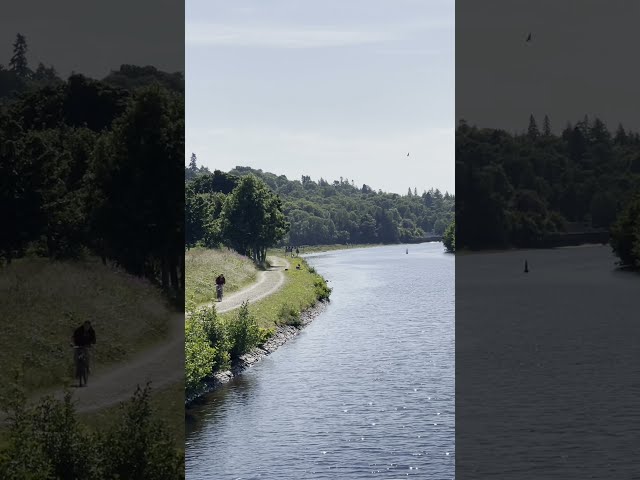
[
  {"xmin": 188, "ymin": 255, "xmax": 290, "ymax": 317},
  {"xmin": 1, "ymin": 256, "xmax": 291, "ymax": 422}
]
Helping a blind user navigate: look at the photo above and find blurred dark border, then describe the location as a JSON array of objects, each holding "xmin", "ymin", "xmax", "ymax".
[{"xmin": 0, "ymin": 1, "xmax": 185, "ymax": 478}]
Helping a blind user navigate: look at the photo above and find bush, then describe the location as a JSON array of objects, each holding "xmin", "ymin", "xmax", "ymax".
[
  {"xmin": 98, "ymin": 385, "xmax": 184, "ymax": 479},
  {"xmin": 191, "ymin": 305, "xmax": 231, "ymax": 370},
  {"xmin": 313, "ymin": 275, "xmax": 332, "ymax": 301},
  {"xmin": 0, "ymin": 383, "xmax": 183, "ymax": 480},
  {"xmin": 185, "ymin": 318, "xmax": 217, "ymax": 394},
  {"xmin": 227, "ymin": 302, "xmax": 261, "ymax": 360},
  {"xmin": 258, "ymin": 327, "xmax": 274, "ymax": 345},
  {"xmin": 277, "ymin": 304, "xmax": 302, "ymax": 327}
]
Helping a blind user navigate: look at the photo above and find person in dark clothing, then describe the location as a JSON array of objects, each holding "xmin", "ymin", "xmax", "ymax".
[
  {"xmin": 72, "ymin": 320, "xmax": 96, "ymax": 373},
  {"xmin": 215, "ymin": 274, "xmax": 226, "ymax": 301}
]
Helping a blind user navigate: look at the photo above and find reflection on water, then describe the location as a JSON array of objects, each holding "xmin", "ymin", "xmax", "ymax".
[{"xmin": 186, "ymin": 243, "xmax": 454, "ymax": 479}]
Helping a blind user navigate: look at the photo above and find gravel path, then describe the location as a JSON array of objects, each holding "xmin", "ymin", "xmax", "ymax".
[{"xmin": 188, "ymin": 256, "xmax": 290, "ymax": 316}]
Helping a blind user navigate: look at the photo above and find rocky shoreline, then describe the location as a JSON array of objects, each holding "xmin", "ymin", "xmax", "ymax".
[{"xmin": 185, "ymin": 300, "xmax": 328, "ymax": 407}]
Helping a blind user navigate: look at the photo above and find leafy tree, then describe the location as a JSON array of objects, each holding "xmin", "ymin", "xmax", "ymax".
[{"xmin": 219, "ymin": 175, "xmax": 288, "ymax": 263}]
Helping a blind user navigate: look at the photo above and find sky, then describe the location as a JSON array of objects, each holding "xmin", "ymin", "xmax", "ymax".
[
  {"xmin": 0, "ymin": 0, "xmax": 183, "ymax": 79},
  {"xmin": 457, "ymin": 0, "xmax": 640, "ymax": 134},
  {"xmin": 186, "ymin": 0, "xmax": 455, "ymax": 195}
]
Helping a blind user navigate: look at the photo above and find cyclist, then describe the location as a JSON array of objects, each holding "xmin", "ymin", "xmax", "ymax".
[
  {"xmin": 215, "ymin": 274, "xmax": 226, "ymax": 301},
  {"xmin": 72, "ymin": 320, "xmax": 96, "ymax": 374}
]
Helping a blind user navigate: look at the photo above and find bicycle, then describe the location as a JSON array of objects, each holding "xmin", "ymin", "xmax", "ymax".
[{"xmin": 72, "ymin": 345, "xmax": 90, "ymax": 387}]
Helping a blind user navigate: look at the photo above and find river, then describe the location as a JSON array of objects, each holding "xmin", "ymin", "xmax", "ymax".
[{"xmin": 186, "ymin": 242, "xmax": 455, "ymax": 479}]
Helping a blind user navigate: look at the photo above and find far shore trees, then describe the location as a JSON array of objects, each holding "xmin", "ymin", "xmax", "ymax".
[{"xmin": 185, "ymin": 166, "xmax": 454, "ymax": 247}]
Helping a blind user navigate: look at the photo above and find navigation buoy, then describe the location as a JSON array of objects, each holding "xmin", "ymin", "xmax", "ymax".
[{"xmin": 524, "ymin": 259, "xmax": 529, "ymax": 273}]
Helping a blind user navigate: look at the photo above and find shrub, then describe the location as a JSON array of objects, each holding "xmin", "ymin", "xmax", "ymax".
[
  {"xmin": 313, "ymin": 275, "xmax": 332, "ymax": 301},
  {"xmin": 227, "ymin": 302, "xmax": 261, "ymax": 360},
  {"xmin": 191, "ymin": 305, "xmax": 230, "ymax": 370},
  {"xmin": 0, "ymin": 383, "xmax": 183, "ymax": 480},
  {"xmin": 97, "ymin": 385, "xmax": 184, "ymax": 479},
  {"xmin": 277, "ymin": 303, "xmax": 302, "ymax": 327},
  {"xmin": 258, "ymin": 327, "xmax": 275, "ymax": 345},
  {"xmin": 185, "ymin": 318, "xmax": 217, "ymax": 394}
]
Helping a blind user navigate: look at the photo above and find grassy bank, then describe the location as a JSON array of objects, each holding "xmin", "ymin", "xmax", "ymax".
[
  {"xmin": 0, "ymin": 256, "xmax": 176, "ymax": 396},
  {"xmin": 185, "ymin": 252, "xmax": 331, "ymax": 397},
  {"xmin": 185, "ymin": 247, "xmax": 258, "ymax": 311}
]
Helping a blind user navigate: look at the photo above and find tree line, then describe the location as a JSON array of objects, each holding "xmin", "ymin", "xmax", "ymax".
[
  {"xmin": 0, "ymin": 33, "xmax": 185, "ymax": 302},
  {"xmin": 185, "ymin": 160, "xmax": 454, "ymax": 249},
  {"xmin": 457, "ymin": 115, "xmax": 640, "ymax": 266}
]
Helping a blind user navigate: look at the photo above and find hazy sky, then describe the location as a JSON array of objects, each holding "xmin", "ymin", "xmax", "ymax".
[
  {"xmin": 457, "ymin": 0, "xmax": 640, "ymax": 134},
  {"xmin": 186, "ymin": 0, "xmax": 454, "ymax": 195},
  {"xmin": 0, "ymin": 0, "xmax": 183, "ymax": 79}
]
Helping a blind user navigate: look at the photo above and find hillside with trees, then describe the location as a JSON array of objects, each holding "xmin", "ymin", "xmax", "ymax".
[
  {"xmin": 457, "ymin": 115, "xmax": 640, "ymax": 265},
  {"xmin": 0, "ymin": 33, "xmax": 185, "ymax": 302},
  {"xmin": 185, "ymin": 160, "xmax": 454, "ymax": 248}
]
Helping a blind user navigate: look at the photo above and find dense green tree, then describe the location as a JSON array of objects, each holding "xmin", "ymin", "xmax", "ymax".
[{"xmin": 219, "ymin": 175, "xmax": 289, "ymax": 263}]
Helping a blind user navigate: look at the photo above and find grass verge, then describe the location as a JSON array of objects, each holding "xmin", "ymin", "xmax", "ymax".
[
  {"xmin": 219, "ymin": 255, "xmax": 330, "ymax": 330},
  {"xmin": 185, "ymin": 254, "xmax": 331, "ymax": 398},
  {"xmin": 185, "ymin": 247, "xmax": 258, "ymax": 310}
]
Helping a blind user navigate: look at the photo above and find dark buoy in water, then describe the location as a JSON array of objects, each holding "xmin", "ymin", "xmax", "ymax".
[
  {"xmin": 406, "ymin": 248, "xmax": 408, "ymax": 254},
  {"xmin": 524, "ymin": 259, "xmax": 529, "ymax": 273}
]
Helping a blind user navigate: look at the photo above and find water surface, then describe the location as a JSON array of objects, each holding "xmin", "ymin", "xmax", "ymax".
[{"xmin": 186, "ymin": 243, "xmax": 455, "ymax": 479}]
